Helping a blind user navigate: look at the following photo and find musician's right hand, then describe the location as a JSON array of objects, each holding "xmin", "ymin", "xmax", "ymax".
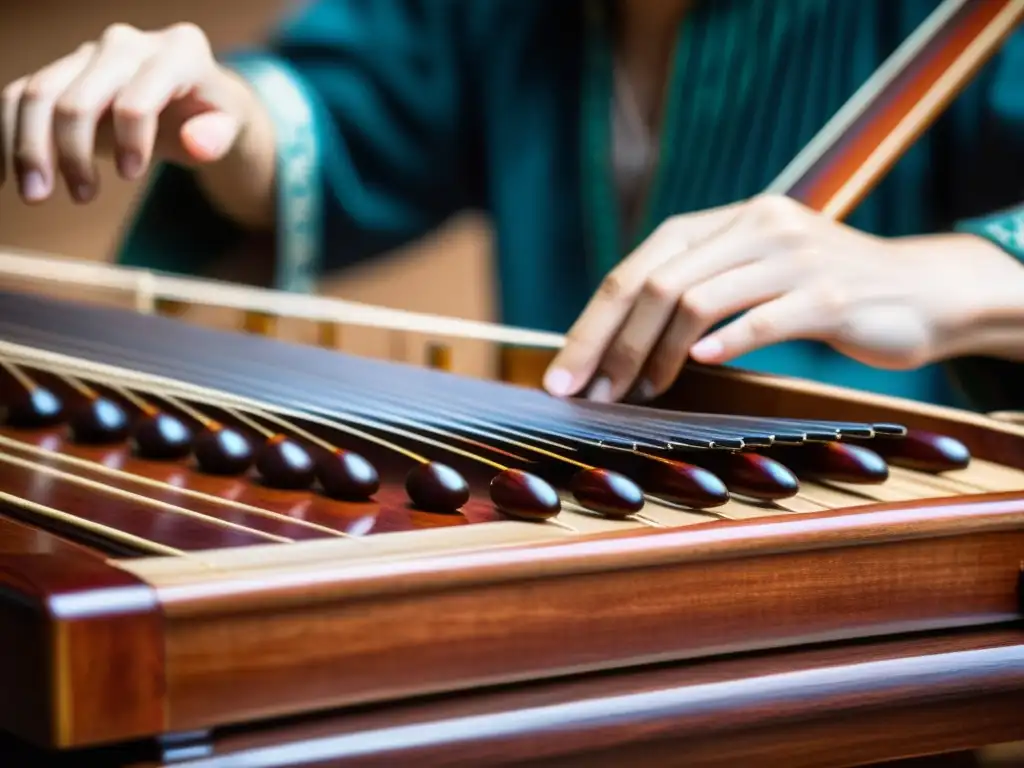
[{"xmin": 0, "ymin": 23, "xmax": 266, "ymax": 210}]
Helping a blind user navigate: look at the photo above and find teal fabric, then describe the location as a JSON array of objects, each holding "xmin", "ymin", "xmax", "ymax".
[
  {"xmin": 117, "ymin": 0, "xmax": 1024, "ymax": 410},
  {"xmin": 955, "ymin": 203, "xmax": 1024, "ymax": 260}
]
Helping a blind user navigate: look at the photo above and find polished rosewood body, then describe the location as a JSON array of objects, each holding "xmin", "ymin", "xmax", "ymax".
[{"xmin": 0, "ymin": 338, "xmax": 1023, "ymax": 767}]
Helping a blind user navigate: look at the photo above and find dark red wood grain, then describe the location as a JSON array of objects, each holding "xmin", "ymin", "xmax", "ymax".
[
  {"xmin": 787, "ymin": 0, "xmax": 1023, "ymax": 215},
  {"xmin": 148, "ymin": 628, "xmax": 1024, "ymax": 768},
  {"xmin": 0, "ymin": 516, "xmax": 165, "ymax": 749},
  {"xmin": 0, "ymin": 427, "xmax": 504, "ymax": 546},
  {"xmin": 5, "ymin": 628, "xmax": 1020, "ymax": 768}
]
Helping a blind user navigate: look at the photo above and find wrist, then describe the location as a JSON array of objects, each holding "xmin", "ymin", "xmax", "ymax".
[
  {"xmin": 926, "ymin": 233, "xmax": 1024, "ymax": 362},
  {"xmin": 194, "ymin": 66, "xmax": 277, "ymax": 230},
  {"xmin": 957, "ymin": 297, "xmax": 1024, "ymax": 363}
]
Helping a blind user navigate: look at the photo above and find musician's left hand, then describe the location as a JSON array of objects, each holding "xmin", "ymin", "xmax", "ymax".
[{"xmin": 543, "ymin": 195, "xmax": 1024, "ymax": 402}]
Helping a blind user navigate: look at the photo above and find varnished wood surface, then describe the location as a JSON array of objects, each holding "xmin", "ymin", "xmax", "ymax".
[
  {"xmin": 788, "ymin": 0, "xmax": 1024, "ymax": 216},
  {"xmin": 0, "ymin": 516, "xmax": 165, "ymax": 749},
  {"xmin": 163, "ymin": 627, "xmax": 1024, "ymax": 768},
  {"xmin": 0, "ymin": 425, "xmax": 503, "ymax": 545},
  {"xmin": 5, "ymin": 627, "xmax": 1023, "ymax": 767},
  {"xmin": 136, "ymin": 506, "xmax": 1024, "ymax": 734}
]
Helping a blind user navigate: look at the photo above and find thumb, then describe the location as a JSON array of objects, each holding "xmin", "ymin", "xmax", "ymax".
[{"xmin": 179, "ymin": 111, "xmax": 241, "ymax": 163}]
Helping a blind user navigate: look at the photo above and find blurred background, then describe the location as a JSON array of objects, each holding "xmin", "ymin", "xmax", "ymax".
[{"xmin": 0, "ymin": 0, "xmax": 497, "ymax": 363}]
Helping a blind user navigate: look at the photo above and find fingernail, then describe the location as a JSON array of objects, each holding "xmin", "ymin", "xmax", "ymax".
[
  {"xmin": 587, "ymin": 376, "xmax": 613, "ymax": 402},
  {"xmin": 183, "ymin": 113, "xmax": 240, "ymax": 161},
  {"xmin": 690, "ymin": 337, "xmax": 724, "ymax": 361},
  {"xmin": 20, "ymin": 170, "xmax": 48, "ymax": 202},
  {"xmin": 71, "ymin": 182, "xmax": 95, "ymax": 203},
  {"xmin": 633, "ymin": 378, "xmax": 657, "ymax": 402},
  {"xmin": 543, "ymin": 367, "xmax": 574, "ymax": 397},
  {"xmin": 118, "ymin": 151, "xmax": 143, "ymax": 180}
]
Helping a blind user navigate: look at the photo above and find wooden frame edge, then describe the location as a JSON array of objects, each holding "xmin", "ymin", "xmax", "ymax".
[
  {"xmin": 0, "ymin": 516, "xmax": 167, "ymax": 749},
  {"xmin": 136, "ymin": 629, "xmax": 1024, "ymax": 768},
  {"xmin": 117, "ymin": 492, "xmax": 1024, "ymax": 614},
  {"xmin": 129, "ymin": 513, "xmax": 1024, "ymax": 732}
]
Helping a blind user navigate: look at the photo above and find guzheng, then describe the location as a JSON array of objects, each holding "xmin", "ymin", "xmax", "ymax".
[{"xmin": 2, "ymin": 281, "xmax": 1024, "ymax": 767}]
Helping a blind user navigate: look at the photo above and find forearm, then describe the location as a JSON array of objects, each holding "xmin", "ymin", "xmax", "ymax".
[
  {"xmin": 957, "ymin": 297, "xmax": 1024, "ymax": 363},
  {"xmin": 193, "ymin": 68, "xmax": 278, "ymax": 232}
]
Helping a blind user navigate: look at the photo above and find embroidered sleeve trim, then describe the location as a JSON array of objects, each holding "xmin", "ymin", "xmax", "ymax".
[
  {"xmin": 230, "ymin": 57, "xmax": 323, "ymax": 293},
  {"xmin": 955, "ymin": 205, "xmax": 1024, "ymax": 260}
]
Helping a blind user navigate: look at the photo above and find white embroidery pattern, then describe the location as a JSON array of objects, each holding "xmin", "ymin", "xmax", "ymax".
[
  {"xmin": 980, "ymin": 210, "xmax": 1024, "ymax": 254},
  {"xmin": 233, "ymin": 59, "xmax": 322, "ymax": 293}
]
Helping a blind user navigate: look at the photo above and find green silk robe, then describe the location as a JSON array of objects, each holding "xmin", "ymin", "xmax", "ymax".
[{"xmin": 117, "ymin": 0, "xmax": 1024, "ymax": 410}]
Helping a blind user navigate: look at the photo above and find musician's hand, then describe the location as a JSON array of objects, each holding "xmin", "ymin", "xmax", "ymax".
[
  {"xmin": 544, "ymin": 195, "xmax": 1024, "ymax": 402},
  {"xmin": 0, "ymin": 23, "xmax": 260, "ymax": 204}
]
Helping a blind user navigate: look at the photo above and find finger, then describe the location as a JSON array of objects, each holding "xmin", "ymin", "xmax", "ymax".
[
  {"xmin": 114, "ymin": 53, "xmax": 199, "ymax": 177},
  {"xmin": 543, "ymin": 205, "xmax": 740, "ymax": 398},
  {"xmin": 113, "ymin": 23, "xmax": 219, "ymax": 176},
  {"xmin": 577, "ymin": 279, "xmax": 678, "ymax": 403},
  {"xmin": 54, "ymin": 28, "xmax": 153, "ymax": 200},
  {"xmin": 179, "ymin": 112, "xmax": 241, "ymax": 163},
  {"xmin": 587, "ymin": 214, "xmax": 775, "ymax": 402},
  {"xmin": 543, "ymin": 237, "xmax": 685, "ymax": 398},
  {"xmin": 635, "ymin": 259, "xmax": 801, "ymax": 397},
  {"xmin": 15, "ymin": 45, "xmax": 94, "ymax": 203},
  {"xmin": 0, "ymin": 77, "xmax": 27, "ymax": 191},
  {"xmin": 689, "ymin": 290, "xmax": 833, "ymax": 364},
  {"xmin": 638, "ymin": 210, "xmax": 768, "ymax": 295}
]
